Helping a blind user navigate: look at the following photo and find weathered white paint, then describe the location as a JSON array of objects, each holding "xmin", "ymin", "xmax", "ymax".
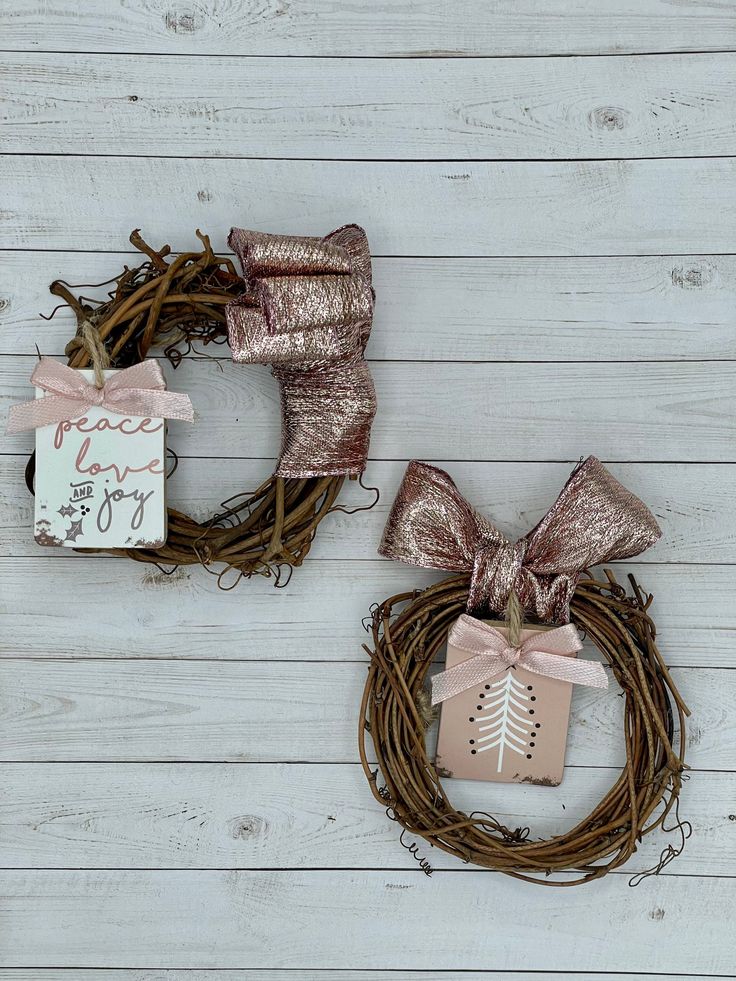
[
  {"xmin": 0, "ymin": 975, "xmax": 718, "ymax": 981},
  {"xmin": 0, "ymin": 763, "xmax": 728, "ymax": 875},
  {"xmin": 0, "ymin": 660, "xmax": 724, "ymax": 767},
  {"xmin": 1, "ymin": 869, "xmax": 732, "ymax": 972},
  {"xmin": 4, "ymin": 156, "xmax": 736, "ymax": 256},
  {"xmin": 4, "ymin": 357, "xmax": 735, "ymax": 461},
  {"xmin": 1, "ymin": 4, "xmax": 734, "ymax": 976},
  {"xmin": 1, "ymin": 558, "xmax": 733, "ymax": 666},
  {"xmin": 4, "ymin": 458, "xmax": 736, "ymax": 563},
  {"xmin": 3, "ymin": 252, "xmax": 735, "ymax": 362},
  {"xmin": 2, "ymin": 0, "xmax": 733, "ymax": 56},
  {"xmin": 6, "ymin": 53, "xmax": 736, "ymax": 159}
]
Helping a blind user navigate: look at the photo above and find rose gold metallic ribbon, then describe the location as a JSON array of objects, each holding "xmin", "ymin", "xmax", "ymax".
[
  {"xmin": 226, "ymin": 224, "xmax": 376, "ymax": 478},
  {"xmin": 6, "ymin": 358, "xmax": 194, "ymax": 433},
  {"xmin": 379, "ymin": 457, "xmax": 661, "ymax": 622},
  {"xmin": 431, "ymin": 614, "xmax": 607, "ymax": 705}
]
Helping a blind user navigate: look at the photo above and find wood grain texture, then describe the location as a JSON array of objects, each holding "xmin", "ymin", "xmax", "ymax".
[
  {"xmin": 4, "ymin": 357, "xmax": 735, "ymax": 462},
  {"xmin": 3, "ymin": 458, "xmax": 735, "ymax": 564},
  {"xmin": 0, "ymin": 975, "xmax": 719, "ymax": 981},
  {"xmin": 6, "ymin": 53, "xmax": 736, "ymax": 159},
  {"xmin": 1, "ymin": 870, "xmax": 733, "ymax": 971},
  {"xmin": 2, "ymin": 0, "xmax": 734, "ymax": 56},
  {"xmin": 4, "ymin": 156, "xmax": 736, "ymax": 256},
  {"xmin": 4, "ymin": 251, "xmax": 736, "ymax": 361},
  {"xmin": 1, "ymin": 558, "xmax": 734, "ymax": 667},
  {"xmin": 0, "ymin": 763, "xmax": 729, "ymax": 875},
  {"xmin": 1, "ymin": 2, "xmax": 733, "ymax": 974},
  {"xmin": 0, "ymin": 976, "xmax": 720, "ymax": 981},
  {"xmin": 0, "ymin": 660, "xmax": 726, "ymax": 767}
]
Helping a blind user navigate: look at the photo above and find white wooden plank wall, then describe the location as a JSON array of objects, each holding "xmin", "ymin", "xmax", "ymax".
[{"xmin": 1, "ymin": 2, "xmax": 735, "ymax": 978}]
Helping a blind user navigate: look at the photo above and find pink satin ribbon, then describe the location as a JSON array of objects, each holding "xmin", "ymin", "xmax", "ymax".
[
  {"xmin": 7, "ymin": 358, "xmax": 194, "ymax": 433},
  {"xmin": 431, "ymin": 614, "xmax": 608, "ymax": 705}
]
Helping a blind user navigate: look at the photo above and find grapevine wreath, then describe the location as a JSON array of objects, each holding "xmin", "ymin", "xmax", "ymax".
[
  {"xmin": 359, "ymin": 459, "xmax": 690, "ymax": 885},
  {"xmin": 28, "ymin": 225, "xmax": 377, "ymax": 586}
]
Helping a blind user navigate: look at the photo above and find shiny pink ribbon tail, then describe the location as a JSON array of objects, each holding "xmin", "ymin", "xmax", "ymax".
[
  {"xmin": 7, "ymin": 358, "xmax": 194, "ymax": 433},
  {"xmin": 431, "ymin": 614, "xmax": 608, "ymax": 705}
]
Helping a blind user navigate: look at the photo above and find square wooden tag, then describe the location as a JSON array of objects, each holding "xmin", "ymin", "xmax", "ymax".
[
  {"xmin": 34, "ymin": 369, "xmax": 167, "ymax": 549},
  {"xmin": 435, "ymin": 619, "xmax": 576, "ymax": 786}
]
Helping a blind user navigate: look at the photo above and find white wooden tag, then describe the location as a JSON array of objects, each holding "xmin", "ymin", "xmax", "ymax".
[{"xmin": 34, "ymin": 369, "xmax": 167, "ymax": 549}]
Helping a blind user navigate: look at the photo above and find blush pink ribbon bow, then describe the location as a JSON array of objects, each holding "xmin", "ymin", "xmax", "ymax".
[
  {"xmin": 7, "ymin": 358, "xmax": 194, "ymax": 433},
  {"xmin": 431, "ymin": 614, "xmax": 608, "ymax": 705},
  {"xmin": 379, "ymin": 457, "xmax": 661, "ymax": 623}
]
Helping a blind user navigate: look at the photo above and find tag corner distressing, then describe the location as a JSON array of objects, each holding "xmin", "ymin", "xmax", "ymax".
[
  {"xmin": 435, "ymin": 617, "xmax": 575, "ymax": 786},
  {"xmin": 34, "ymin": 374, "xmax": 168, "ymax": 550}
]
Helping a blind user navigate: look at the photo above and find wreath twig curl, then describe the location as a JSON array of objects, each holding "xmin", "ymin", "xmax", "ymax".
[
  {"xmin": 32, "ymin": 229, "xmax": 375, "ymax": 586},
  {"xmin": 359, "ymin": 570, "xmax": 689, "ymax": 885}
]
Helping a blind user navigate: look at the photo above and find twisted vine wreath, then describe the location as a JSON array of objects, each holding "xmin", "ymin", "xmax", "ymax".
[
  {"xmin": 30, "ymin": 226, "xmax": 377, "ymax": 587},
  {"xmin": 359, "ymin": 460, "xmax": 690, "ymax": 885}
]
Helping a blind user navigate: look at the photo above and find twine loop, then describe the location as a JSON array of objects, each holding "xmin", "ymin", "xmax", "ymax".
[
  {"xmin": 360, "ymin": 572, "xmax": 690, "ymax": 886},
  {"xmin": 41, "ymin": 228, "xmax": 378, "ymax": 585},
  {"xmin": 64, "ymin": 319, "xmax": 110, "ymax": 389}
]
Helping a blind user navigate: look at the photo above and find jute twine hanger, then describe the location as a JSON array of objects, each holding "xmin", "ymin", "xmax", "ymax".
[{"xmin": 65, "ymin": 319, "xmax": 110, "ymax": 389}]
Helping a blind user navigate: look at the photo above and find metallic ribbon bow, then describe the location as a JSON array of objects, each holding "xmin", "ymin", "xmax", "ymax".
[
  {"xmin": 226, "ymin": 224, "xmax": 376, "ymax": 479},
  {"xmin": 431, "ymin": 614, "xmax": 608, "ymax": 705},
  {"xmin": 7, "ymin": 358, "xmax": 194, "ymax": 433},
  {"xmin": 379, "ymin": 457, "xmax": 661, "ymax": 622}
]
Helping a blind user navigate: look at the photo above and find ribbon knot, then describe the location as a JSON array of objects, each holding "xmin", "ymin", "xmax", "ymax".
[
  {"xmin": 500, "ymin": 645, "xmax": 523, "ymax": 667},
  {"xmin": 379, "ymin": 457, "xmax": 661, "ymax": 623},
  {"xmin": 7, "ymin": 359, "xmax": 194, "ymax": 433},
  {"xmin": 225, "ymin": 224, "xmax": 376, "ymax": 479},
  {"xmin": 472, "ymin": 538, "xmax": 528, "ymax": 615}
]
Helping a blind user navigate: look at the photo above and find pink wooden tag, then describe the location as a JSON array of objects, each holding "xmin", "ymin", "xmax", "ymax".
[{"xmin": 435, "ymin": 618, "xmax": 577, "ymax": 786}]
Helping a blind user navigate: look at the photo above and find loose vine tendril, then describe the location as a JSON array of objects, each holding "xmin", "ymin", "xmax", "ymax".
[
  {"xmin": 360, "ymin": 571, "xmax": 689, "ymax": 886},
  {"xmin": 30, "ymin": 229, "xmax": 375, "ymax": 585}
]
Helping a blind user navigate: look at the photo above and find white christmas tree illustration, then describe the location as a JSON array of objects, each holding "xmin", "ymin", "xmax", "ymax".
[{"xmin": 474, "ymin": 670, "xmax": 530, "ymax": 772}]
